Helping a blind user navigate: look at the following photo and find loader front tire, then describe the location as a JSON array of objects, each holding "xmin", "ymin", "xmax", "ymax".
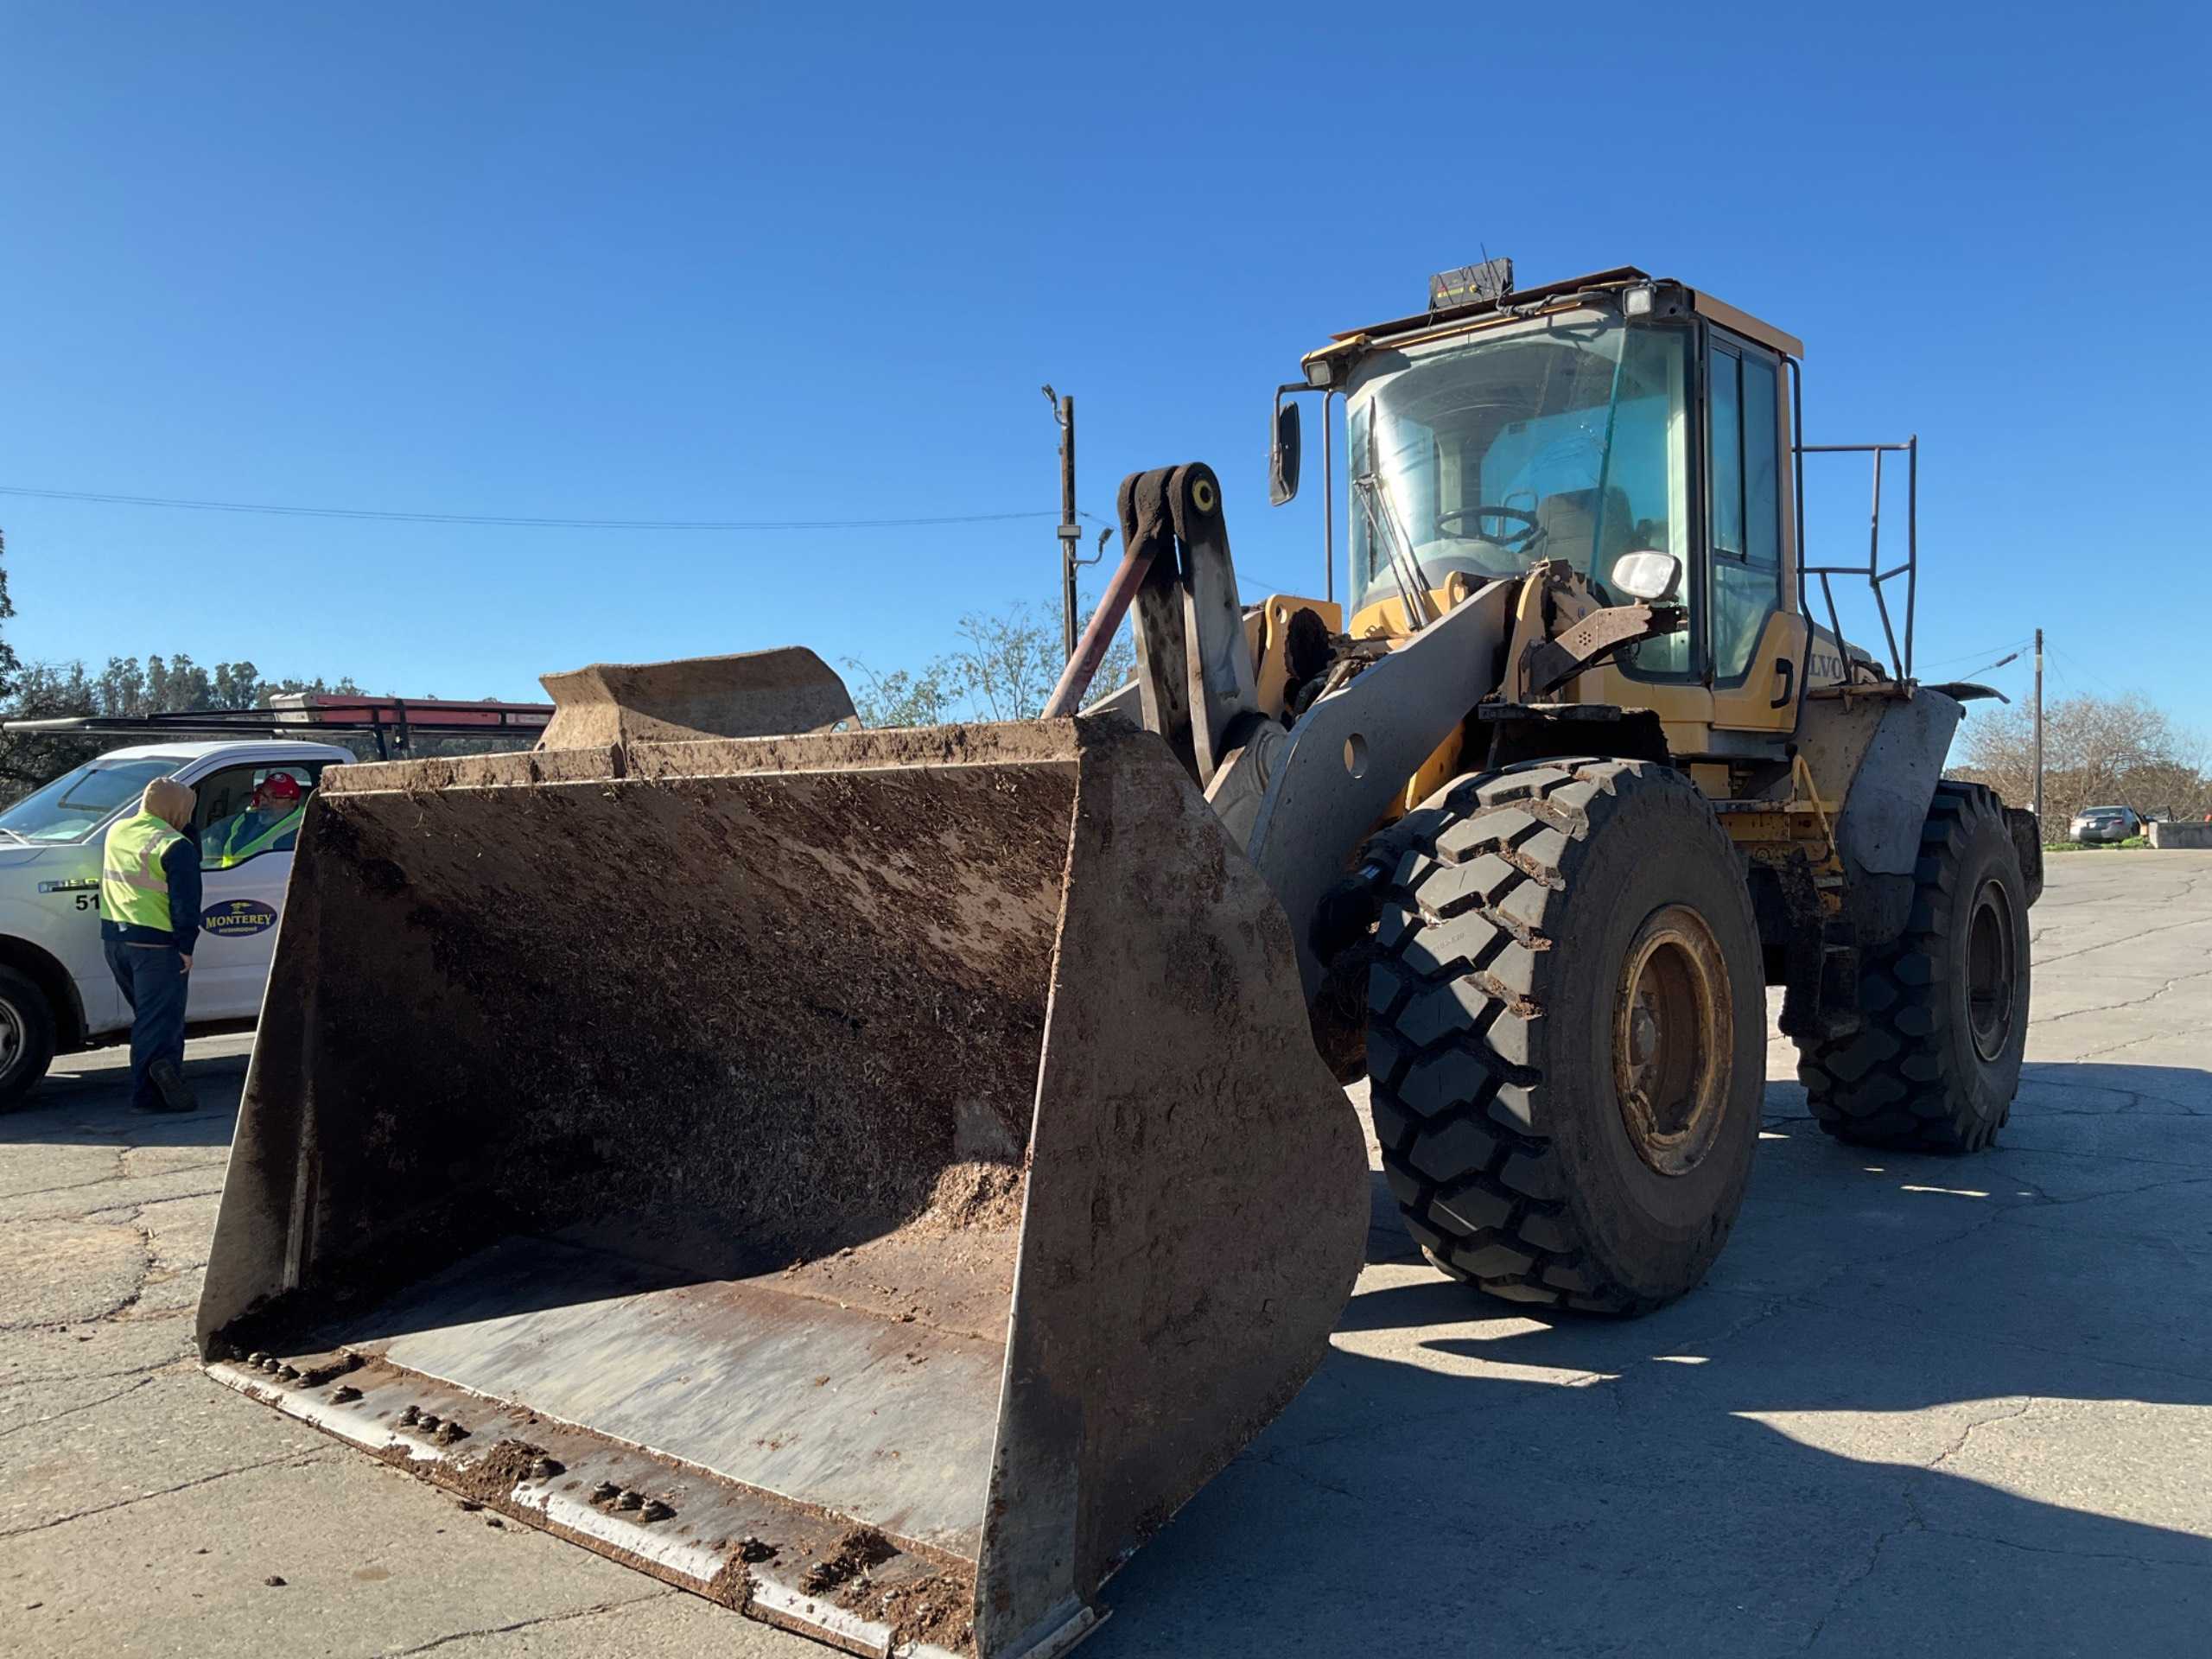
[
  {"xmin": 1796, "ymin": 783, "xmax": 2030, "ymax": 1151},
  {"xmin": 1367, "ymin": 759, "xmax": 1765, "ymax": 1315}
]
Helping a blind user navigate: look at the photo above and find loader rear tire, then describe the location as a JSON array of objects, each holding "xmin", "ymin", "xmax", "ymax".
[
  {"xmin": 1366, "ymin": 759, "xmax": 1765, "ymax": 1315},
  {"xmin": 1796, "ymin": 783, "xmax": 2030, "ymax": 1151}
]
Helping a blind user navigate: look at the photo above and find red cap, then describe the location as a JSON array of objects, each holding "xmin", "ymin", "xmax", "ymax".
[{"xmin": 255, "ymin": 772, "xmax": 304, "ymax": 804}]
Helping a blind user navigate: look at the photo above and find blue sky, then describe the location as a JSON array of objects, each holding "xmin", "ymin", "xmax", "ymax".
[{"xmin": 2, "ymin": 3, "xmax": 2205, "ymax": 721}]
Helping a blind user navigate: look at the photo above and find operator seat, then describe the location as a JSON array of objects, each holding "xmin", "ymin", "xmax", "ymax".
[{"xmin": 1535, "ymin": 486, "xmax": 1635, "ymax": 580}]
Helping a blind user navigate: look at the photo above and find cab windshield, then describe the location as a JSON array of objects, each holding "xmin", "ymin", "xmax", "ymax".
[
  {"xmin": 0, "ymin": 758, "xmax": 177, "ymax": 845},
  {"xmin": 1346, "ymin": 313, "xmax": 1691, "ymax": 613}
]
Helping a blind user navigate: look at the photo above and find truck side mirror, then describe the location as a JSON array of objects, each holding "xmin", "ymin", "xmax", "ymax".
[{"xmin": 1269, "ymin": 397, "xmax": 1302, "ymax": 506}]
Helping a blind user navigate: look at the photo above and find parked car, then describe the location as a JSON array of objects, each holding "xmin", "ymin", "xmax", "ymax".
[
  {"xmin": 0, "ymin": 739, "xmax": 353, "ymax": 1104},
  {"xmin": 2068, "ymin": 804, "xmax": 2142, "ymax": 844}
]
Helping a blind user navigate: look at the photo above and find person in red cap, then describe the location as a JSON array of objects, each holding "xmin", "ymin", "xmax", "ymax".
[{"xmin": 204, "ymin": 770, "xmax": 308, "ymax": 869}]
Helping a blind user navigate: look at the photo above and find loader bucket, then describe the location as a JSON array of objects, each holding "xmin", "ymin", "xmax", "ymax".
[{"xmin": 196, "ymin": 714, "xmax": 1366, "ymax": 1659}]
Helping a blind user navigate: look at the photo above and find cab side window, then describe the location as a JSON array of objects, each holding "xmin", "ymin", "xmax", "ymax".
[
  {"xmin": 1708, "ymin": 340, "xmax": 1783, "ymax": 684},
  {"xmin": 194, "ymin": 763, "xmax": 324, "ymax": 870}
]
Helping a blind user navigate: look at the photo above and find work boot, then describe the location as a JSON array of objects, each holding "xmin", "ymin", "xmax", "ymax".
[{"xmin": 143, "ymin": 1059, "xmax": 198, "ymax": 1115}]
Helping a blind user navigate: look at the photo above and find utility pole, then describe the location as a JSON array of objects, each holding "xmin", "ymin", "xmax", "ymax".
[
  {"xmin": 2033, "ymin": 626, "xmax": 2045, "ymax": 825},
  {"xmin": 1044, "ymin": 387, "xmax": 1080, "ymax": 662}
]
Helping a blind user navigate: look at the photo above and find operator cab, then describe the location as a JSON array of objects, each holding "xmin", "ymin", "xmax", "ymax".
[
  {"xmin": 1322, "ymin": 264, "xmax": 1798, "ymax": 671},
  {"xmin": 1272, "ymin": 259, "xmax": 1861, "ymax": 755}
]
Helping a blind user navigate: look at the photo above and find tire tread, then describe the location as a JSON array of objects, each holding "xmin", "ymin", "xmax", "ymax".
[
  {"xmin": 1368, "ymin": 757, "xmax": 1745, "ymax": 1315},
  {"xmin": 1795, "ymin": 783, "xmax": 2022, "ymax": 1151}
]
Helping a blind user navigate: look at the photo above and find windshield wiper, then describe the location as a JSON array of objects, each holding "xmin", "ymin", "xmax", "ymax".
[{"xmin": 1354, "ymin": 473, "xmax": 1440, "ymax": 630}]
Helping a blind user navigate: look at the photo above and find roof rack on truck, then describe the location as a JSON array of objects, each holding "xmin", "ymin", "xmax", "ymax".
[{"xmin": 4, "ymin": 695, "xmax": 553, "ymax": 760}]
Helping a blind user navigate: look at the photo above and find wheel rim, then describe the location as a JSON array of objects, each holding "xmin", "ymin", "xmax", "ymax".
[
  {"xmin": 1612, "ymin": 905, "xmax": 1733, "ymax": 1179},
  {"xmin": 0, "ymin": 999, "xmax": 21, "ymax": 1075},
  {"xmin": 1966, "ymin": 878, "xmax": 2017, "ymax": 1063}
]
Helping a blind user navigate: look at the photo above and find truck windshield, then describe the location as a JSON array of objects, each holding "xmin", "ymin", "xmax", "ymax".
[
  {"xmin": 0, "ymin": 758, "xmax": 177, "ymax": 845},
  {"xmin": 1346, "ymin": 313, "xmax": 1691, "ymax": 616}
]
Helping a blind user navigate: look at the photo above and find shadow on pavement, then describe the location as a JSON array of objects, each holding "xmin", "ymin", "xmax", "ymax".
[
  {"xmin": 1099, "ymin": 1062, "xmax": 2212, "ymax": 1656},
  {"xmin": 8, "ymin": 1046, "xmax": 248, "ymax": 1148}
]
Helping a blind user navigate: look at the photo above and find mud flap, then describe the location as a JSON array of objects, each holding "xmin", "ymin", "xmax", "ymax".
[{"xmin": 197, "ymin": 717, "xmax": 1364, "ymax": 1658}]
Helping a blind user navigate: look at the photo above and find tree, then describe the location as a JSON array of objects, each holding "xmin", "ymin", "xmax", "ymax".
[
  {"xmin": 845, "ymin": 659, "xmax": 960, "ymax": 730},
  {"xmin": 847, "ymin": 596, "xmax": 1137, "ymax": 729},
  {"xmin": 1957, "ymin": 692, "xmax": 2211, "ymax": 828},
  {"xmin": 0, "ymin": 531, "xmax": 21, "ymax": 702},
  {"xmin": 0, "ymin": 652, "xmax": 406, "ymax": 794},
  {"xmin": 0, "ymin": 662, "xmax": 102, "ymax": 789}
]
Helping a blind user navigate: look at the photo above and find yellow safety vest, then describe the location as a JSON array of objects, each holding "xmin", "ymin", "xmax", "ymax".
[
  {"xmin": 207, "ymin": 805, "xmax": 302, "ymax": 868},
  {"xmin": 100, "ymin": 811, "xmax": 186, "ymax": 931}
]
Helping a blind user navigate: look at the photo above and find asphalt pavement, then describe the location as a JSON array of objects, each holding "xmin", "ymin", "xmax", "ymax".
[{"xmin": 4, "ymin": 849, "xmax": 2209, "ymax": 1656}]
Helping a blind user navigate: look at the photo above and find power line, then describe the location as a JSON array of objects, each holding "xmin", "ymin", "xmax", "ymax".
[
  {"xmin": 1918, "ymin": 635, "xmax": 2032, "ymax": 671},
  {"xmin": 0, "ymin": 482, "xmax": 1057, "ymax": 533},
  {"xmin": 1074, "ymin": 508, "xmax": 1319, "ymax": 598},
  {"xmin": 1949, "ymin": 649, "xmax": 2025, "ymax": 682},
  {"xmin": 0, "ymin": 479, "xmax": 1331, "ymax": 600},
  {"xmin": 2049, "ymin": 640, "xmax": 2129, "ymax": 701}
]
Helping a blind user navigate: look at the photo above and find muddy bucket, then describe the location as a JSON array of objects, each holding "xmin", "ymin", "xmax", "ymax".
[{"xmin": 196, "ymin": 715, "xmax": 1365, "ymax": 1658}]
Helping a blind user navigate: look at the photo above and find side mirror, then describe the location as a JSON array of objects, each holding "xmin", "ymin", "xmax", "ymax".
[
  {"xmin": 1610, "ymin": 550, "xmax": 1681, "ymax": 602},
  {"xmin": 1269, "ymin": 397, "xmax": 1302, "ymax": 506}
]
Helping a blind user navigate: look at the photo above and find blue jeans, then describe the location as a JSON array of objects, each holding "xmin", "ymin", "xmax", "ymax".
[{"xmin": 104, "ymin": 940, "xmax": 190, "ymax": 1111}]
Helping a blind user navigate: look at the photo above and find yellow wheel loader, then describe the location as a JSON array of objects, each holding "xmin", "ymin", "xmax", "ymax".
[{"xmin": 196, "ymin": 264, "xmax": 2037, "ymax": 1657}]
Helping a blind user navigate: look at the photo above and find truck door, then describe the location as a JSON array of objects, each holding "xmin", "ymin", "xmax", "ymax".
[{"xmin": 186, "ymin": 760, "xmax": 325, "ymax": 1020}]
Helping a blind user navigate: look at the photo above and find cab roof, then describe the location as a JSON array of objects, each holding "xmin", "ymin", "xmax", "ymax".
[{"xmin": 1333, "ymin": 266, "xmax": 1804, "ymax": 360}]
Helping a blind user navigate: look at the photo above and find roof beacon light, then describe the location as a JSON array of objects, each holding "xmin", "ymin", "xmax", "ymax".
[{"xmin": 1427, "ymin": 257, "xmax": 1514, "ymax": 312}]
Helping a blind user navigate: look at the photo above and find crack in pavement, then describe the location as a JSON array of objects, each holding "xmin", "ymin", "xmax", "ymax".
[
  {"xmin": 5, "ymin": 1140, "xmax": 223, "ymax": 1198},
  {"xmin": 377, "ymin": 1591, "xmax": 678, "ymax": 1656},
  {"xmin": 0, "ymin": 1375, "xmax": 160, "ymax": 1441},
  {"xmin": 0, "ymin": 1147, "xmax": 130, "ymax": 1204},
  {"xmin": 1799, "ymin": 1514, "xmax": 1914, "ymax": 1652},
  {"xmin": 0, "ymin": 1201, "xmax": 170, "ymax": 1337},
  {"xmin": 2036, "ymin": 965, "xmax": 2212, "ymax": 1027},
  {"xmin": 1796, "ymin": 1382, "xmax": 2198, "ymax": 1650},
  {"xmin": 1925, "ymin": 1395, "xmax": 2035, "ymax": 1471},
  {"xmin": 82, "ymin": 1187, "xmax": 226, "ymax": 1221},
  {"xmin": 2026, "ymin": 910, "xmax": 2212, "ymax": 969},
  {"xmin": 0, "ymin": 1336, "xmax": 195, "ymax": 1390},
  {"xmin": 2065, "ymin": 1029, "xmax": 2181, "ymax": 1064},
  {"xmin": 1988, "ymin": 1170, "xmax": 2212, "ymax": 1212},
  {"xmin": 1912, "ymin": 1522, "xmax": 2209, "ymax": 1571},
  {"xmin": 0, "ymin": 1450, "xmax": 340, "ymax": 1541},
  {"xmin": 1983, "ymin": 1143, "xmax": 2212, "ymax": 1178},
  {"xmin": 2020, "ymin": 1066, "xmax": 2212, "ymax": 1103},
  {"xmin": 1247, "ymin": 1445, "xmax": 1362, "ymax": 1502}
]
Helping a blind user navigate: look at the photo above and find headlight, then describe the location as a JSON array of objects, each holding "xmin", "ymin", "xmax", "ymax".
[{"xmin": 1610, "ymin": 550, "xmax": 1681, "ymax": 602}]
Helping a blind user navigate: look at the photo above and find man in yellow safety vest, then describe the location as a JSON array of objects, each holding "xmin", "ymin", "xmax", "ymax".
[
  {"xmin": 204, "ymin": 770, "xmax": 305, "ymax": 868},
  {"xmin": 99, "ymin": 775, "xmax": 204, "ymax": 1113}
]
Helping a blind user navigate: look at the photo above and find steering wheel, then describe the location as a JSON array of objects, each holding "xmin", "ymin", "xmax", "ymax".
[{"xmin": 1435, "ymin": 503, "xmax": 1541, "ymax": 550}]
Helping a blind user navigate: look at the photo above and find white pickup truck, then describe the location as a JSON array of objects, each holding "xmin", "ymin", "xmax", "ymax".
[{"xmin": 0, "ymin": 738, "xmax": 353, "ymax": 1105}]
